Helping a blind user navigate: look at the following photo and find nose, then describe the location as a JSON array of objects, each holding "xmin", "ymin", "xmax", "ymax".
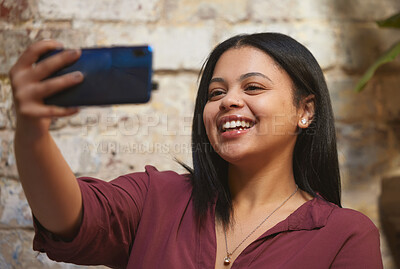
[{"xmin": 219, "ymin": 92, "xmax": 244, "ymax": 111}]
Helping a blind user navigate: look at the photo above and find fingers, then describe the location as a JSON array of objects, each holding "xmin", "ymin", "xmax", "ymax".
[
  {"xmin": 10, "ymin": 39, "xmax": 84, "ymax": 120},
  {"xmin": 19, "ymin": 102, "xmax": 79, "ymax": 118},
  {"xmin": 12, "ymin": 40, "xmax": 64, "ymax": 71},
  {"xmin": 13, "ymin": 71, "xmax": 83, "ymax": 105},
  {"xmin": 32, "ymin": 49, "xmax": 82, "ymax": 81},
  {"xmin": 13, "ymin": 71, "xmax": 83, "ymax": 118},
  {"xmin": 10, "ymin": 39, "xmax": 81, "ymax": 86},
  {"xmin": 36, "ymin": 71, "xmax": 84, "ymax": 99}
]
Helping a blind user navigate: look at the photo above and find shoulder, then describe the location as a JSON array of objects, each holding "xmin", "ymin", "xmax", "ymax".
[
  {"xmin": 327, "ymin": 206, "xmax": 378, "ymax": 233},
  {"xmin": 305, "ymin": 196, "xmax": 378, "ymax": 233},
  {"xmin": 118, "ymin": 165, "xmax": 192, "ymax": 189},
  {"xmin": 321, "ymin": 203, "xmax": 380, "ymax": 247},
  {"xmin": 77, "ymin": 165, "xmax": 192, "ymax": 204},
  {"xmin": 76, "ymin": 165, "xmax": 193, "ymax": 222},
  {"xmin": 325, "ymin": 205, "xmax": 383, "ymax": 268},
  {"xmin": 299, "ymin": 198, "xmax": 383, "ymax": 267},
  {"xmin": 110, "ymin": 165, "xmax": 193, "ymax": 201},
  {"xmin": 297, "ymin": 196, "xmax": 379, "ymax": 236}
]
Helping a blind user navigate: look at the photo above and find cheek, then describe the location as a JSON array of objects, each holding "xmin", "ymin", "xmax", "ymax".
[
  {"xmin": 278, "ymin": 102, "xmax": 300, "ymax": 135},
  {"xmin": 202, "ymin": 103, "xmax": 215, "ymax": 136},
  {"xmin": 282, "ymin": 99, "xmax": 299, "ymax": 125},
  {"xmin": 252, "ymin": 97, "xmax": 298, "ymax": 134}
]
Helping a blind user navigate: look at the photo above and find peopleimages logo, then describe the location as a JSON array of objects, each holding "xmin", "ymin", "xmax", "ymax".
[
  {"xmin": 78, "ymin": 112, "xmax": 317, "ymax": 137},
  {"xmin": 79, "ymin": 113, "xmax": 193, "ymax": 136},
  {"xmin": 81, "ymin": 141, "xmax": 215, "ymax": 155}
]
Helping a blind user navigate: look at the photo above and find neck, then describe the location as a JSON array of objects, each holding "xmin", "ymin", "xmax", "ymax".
[{"xmin": 228, "ymin": 154, "xmax": 297, "ymax": 208}]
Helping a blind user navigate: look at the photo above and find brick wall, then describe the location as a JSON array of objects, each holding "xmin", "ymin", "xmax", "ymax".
[{"xmin": 1, "ymin": 0, "xmax": 400, "ymax": 268}]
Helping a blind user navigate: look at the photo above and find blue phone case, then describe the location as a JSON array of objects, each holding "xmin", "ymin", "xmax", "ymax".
[{"xmin": 42, "ymin": 46, "xmax": 153, "ymax": 107}]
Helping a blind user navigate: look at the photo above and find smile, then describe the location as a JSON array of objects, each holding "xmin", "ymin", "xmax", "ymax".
[
  {"xmin": 218, "ymin": 116, "xmax": 255, "ymax": 133},
  {"xmin": 221, "ymin": 120, "xmax": 254, "ymax": 132}
]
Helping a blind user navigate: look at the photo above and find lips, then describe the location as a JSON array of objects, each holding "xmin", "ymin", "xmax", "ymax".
[{"xmin": 217, "ymin": 115, "xmax": 255, "ymax": 133}]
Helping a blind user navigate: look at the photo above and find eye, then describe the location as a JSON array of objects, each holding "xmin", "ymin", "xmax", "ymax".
[
  {"xmin": 245, "ymin": 84, "xmax": 266, "ymax": 94},
  {"xmin": 208, "ymin": 89, "xmax": 225, "ymax": 100}
]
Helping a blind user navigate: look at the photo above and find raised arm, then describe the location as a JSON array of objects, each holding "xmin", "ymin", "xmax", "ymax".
[{"xmin": 10, "ymin": 40, "xmax": 84, "ymax": 240}]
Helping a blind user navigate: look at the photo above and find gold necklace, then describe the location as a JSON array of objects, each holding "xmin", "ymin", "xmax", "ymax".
[{"xmin": 223, "ymin": 185, "xmax": 299, "ymax": 265}]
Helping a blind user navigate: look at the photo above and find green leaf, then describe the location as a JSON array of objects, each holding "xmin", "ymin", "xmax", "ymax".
[
  {"xmin": 377, "ymin": 12, "xmax": 400, "ymax": 28},
  {"xmin": 355, "ymin": 41, "xmax": 400, "ymax": 92}
]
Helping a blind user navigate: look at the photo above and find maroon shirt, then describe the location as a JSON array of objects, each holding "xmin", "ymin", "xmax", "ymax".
[{"xmin": 33, "ymin": 166, "xmax": 383, "ymax": 268}]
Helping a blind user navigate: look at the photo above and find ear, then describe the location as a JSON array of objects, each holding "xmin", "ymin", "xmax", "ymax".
[{"xmin": 298, "ymin": 95, "xmax": 315, "ymax": 128}]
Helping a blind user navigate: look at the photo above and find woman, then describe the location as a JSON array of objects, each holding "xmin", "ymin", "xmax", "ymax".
[{"xmin": 10, "ymin": 33, "xmax": 382, "ymax": 268}]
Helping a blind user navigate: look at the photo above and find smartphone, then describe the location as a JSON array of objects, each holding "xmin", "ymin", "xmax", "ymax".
[{"xmin": 40, "ymin": 46, "xmax": 154, "ymax": 107}]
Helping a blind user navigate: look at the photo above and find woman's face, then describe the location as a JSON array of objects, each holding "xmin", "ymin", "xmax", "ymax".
[{"xmin": 203, "ymin": 46, "xmax": 302, "ymax": 166}]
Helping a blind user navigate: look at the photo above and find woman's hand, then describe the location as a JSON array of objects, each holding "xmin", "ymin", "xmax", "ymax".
[
  {"xmin": 11, "ymin": 40, "xmax": 85, "ymax": 239},
  {"xmin": 9, "ymin": 39, "xmax": 83, "ymax": 132}
]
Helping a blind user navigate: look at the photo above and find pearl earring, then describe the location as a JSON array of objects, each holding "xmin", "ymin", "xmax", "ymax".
[{"xmin": 301, "ymin": 118, "xmax": 307, "ymax": 125}]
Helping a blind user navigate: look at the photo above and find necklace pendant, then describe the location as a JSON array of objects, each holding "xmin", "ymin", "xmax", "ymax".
[{"xmin": 224, "ymin": 256, "xmax": 231, "ymax": 265}]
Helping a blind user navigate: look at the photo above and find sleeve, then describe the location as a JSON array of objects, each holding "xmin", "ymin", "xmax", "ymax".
[
  {"xmin": 330, "ymin": 210, "xmax": 383, "ymax": 269},
  {"xmin": 32, "ymin": 167, "xmax": 151, "ymax": 269}
]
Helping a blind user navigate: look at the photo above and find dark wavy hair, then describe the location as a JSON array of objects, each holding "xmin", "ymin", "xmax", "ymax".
[{"xmin": 183, "ymin": 32, "xmax": 341, "ymax": 225}]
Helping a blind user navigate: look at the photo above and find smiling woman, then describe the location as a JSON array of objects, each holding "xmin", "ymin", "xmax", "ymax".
[
  {"xmin": 204, "ymin": 47, "xmax": 302, "ymax": 164},
  {"xmin": 188, "ymin": 33, "xmax": 383, "ymax": 268},
  {"xmin": 191, "ymin": 33, "xmax": 339, "ymax": 223},
  {"xmin": 11, "ymin": 33, "xmax": 382, "ymax": 269}
]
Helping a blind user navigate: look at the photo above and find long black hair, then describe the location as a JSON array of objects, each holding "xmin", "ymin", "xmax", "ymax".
[{"xmin": 186, "ymin": 33, "xmax": 341, "ymax": 226}]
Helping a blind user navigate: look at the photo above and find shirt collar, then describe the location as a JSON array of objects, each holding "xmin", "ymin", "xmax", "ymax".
[
  {"xmin": 258, "ymin": 195, "xmax": 337, "ymax": 238},
  {"xmin": 287, "ymin": 196, "xmax": 336, "ymax": 231}
]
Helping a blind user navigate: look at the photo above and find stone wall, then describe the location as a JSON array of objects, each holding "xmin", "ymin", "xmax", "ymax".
[{"xmin": 1, "ymin": 0, "xmax": 400, "ymax": 268}]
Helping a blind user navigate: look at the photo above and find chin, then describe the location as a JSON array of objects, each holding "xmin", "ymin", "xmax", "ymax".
[
  {"xmin": 212, "ymin": 141, "xmax": 251, "ymax": 161},
  {"xmin": 216, "ymin": 150, "xmax": 249, "ymax": 165}
]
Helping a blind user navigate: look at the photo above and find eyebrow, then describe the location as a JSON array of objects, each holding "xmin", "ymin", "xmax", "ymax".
[
  {"xmin": 239, "ymin": 72, "xmax": 272, "ymax": 82},
  {"xmin": 209, "ymin": 77, "xmax": 225, "ymax": 84},
  {"xmin": 209, "ymin": 72, "xmax": 272, "ymax": 85}
]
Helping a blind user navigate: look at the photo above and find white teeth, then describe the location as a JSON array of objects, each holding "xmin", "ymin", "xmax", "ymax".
[{"xmin": 222, "ymin": 120, "xmax": 253, "ymax": 131}]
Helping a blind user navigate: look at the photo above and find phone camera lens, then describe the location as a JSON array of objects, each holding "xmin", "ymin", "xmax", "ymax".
[{"xmin": 133, "ymin": 49, "xmax": 146, "ymax": 57}]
